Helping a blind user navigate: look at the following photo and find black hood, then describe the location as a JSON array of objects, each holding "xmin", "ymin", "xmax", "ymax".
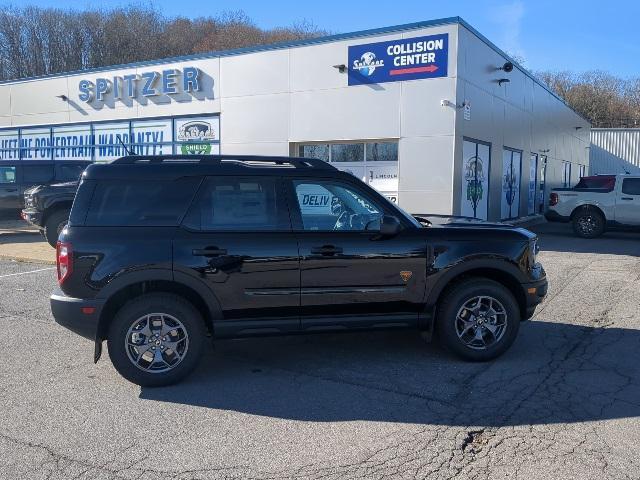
[{"xmin": 413, "ymin": 213, "xmax": 511, "ymax": 229}]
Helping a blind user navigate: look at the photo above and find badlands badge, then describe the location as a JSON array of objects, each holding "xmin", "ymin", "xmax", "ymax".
[{"xmin": 400, "ymin": 271, "xmax": 413, "ymax": 282}]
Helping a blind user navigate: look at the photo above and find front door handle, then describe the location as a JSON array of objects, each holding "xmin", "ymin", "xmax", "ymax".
[
  {"xmin": 5, "ymin": 188, "xmax": 17, "ymax": 192},
  {"xmin": 620, "ymin": 197, "xmax": 634, "ymax": 201},
  {"xmin": 310, "ymin": 245, "xmax": 343, "ymax": 256},
  {"xmin": 192, "ymin": 248, "xmax": 228, "ymax": 257}
]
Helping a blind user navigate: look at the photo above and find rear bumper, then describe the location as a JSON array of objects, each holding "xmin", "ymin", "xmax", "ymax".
[
  {"xmin": 522, "ymin": 277, "xmax": 548, "ymax": 319},
  {"xmin": 21, "ymin": 208, "xmax": 44, "ymax": 228},
  {"xmin": 50, "ymin": 288, "xmax": 105, "ymax": 341},
  {"xmin": 544, "ymin": 210, "xmax": 570, "ymax": 223}
]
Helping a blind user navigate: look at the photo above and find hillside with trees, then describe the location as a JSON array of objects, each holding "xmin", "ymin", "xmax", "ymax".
[
  {"xmin": 0, "ymin": 4, "xmax": 637, "ymax": 128},
  {"xmin": 0, "ymin": 5, "xmax": 326, "ymax": 81}
]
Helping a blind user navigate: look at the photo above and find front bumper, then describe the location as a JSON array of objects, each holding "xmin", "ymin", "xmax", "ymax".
[
  {"xmin": 544, "ymin": 210, "xmax": 570, "ymax": 223},
  {"xmin": 21, "ymin": 208, "xmax": 43, "ymax": 228},
  {"xmin": 522, "ymin": 277, "xmax": 548, "ymax": 319},
  {"xmin": 50, "ymin": 287, "xmax": 105, "ymax": 341}
]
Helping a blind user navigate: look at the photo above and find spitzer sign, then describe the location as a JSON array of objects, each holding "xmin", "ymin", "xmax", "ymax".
[{"xmin": 348, "ymin": 33, "xmax": 448, "ymax": 86}]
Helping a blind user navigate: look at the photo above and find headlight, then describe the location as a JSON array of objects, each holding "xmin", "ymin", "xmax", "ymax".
[{"xmin": 530, "ymin": 239, "xmax": 539, "ymax": 264}]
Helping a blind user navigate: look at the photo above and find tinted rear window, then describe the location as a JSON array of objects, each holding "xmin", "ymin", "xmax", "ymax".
[
  {"xmin": 575, "ymin": 176, "xmax": 615, "ymax": 191},
  {"xmin": 85, "ymin": 178, "xmax": 201, "ymax": 226}
]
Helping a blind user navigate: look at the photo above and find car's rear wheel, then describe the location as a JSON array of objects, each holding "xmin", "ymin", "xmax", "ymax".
[
  {"xmin": 44, "ymin": 210, "xmax": 69, "ymax": 248},
  {"xmin": 107, "ymin": 293, "xmax": 205, "ymax": 387},
  {"xmin": 436, "ymin": 278, "xmax": 520, "ymax": 361},
  {"xmin": 572, "ymin": 207, "xmax": 605, "ymax": 238}
]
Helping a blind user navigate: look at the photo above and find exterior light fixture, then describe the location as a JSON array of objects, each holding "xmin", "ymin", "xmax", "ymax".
[
  {"xmin": 498, "ymin": 61, "xmax": 514, "ymax": 72},
  {"xmin": 56, "ymin": 94, "xmax": 68, "ymax": 101},
  {"xmin": 497, "ymin": 78, "xmax": 510, "ymax": 86},
  {"xmin": 332, "ymin": 64, "xmax": 346, "ymax": 73}
]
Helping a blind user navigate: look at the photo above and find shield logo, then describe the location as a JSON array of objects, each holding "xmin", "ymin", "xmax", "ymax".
[{"xmin": 400, "ymin": 271, "xmax": 413, "ymax": 282}]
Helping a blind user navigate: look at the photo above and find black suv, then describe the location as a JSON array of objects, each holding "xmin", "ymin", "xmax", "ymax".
[{"xmin": 51, "ymin": 155, "xmax": 547, "ymax": 387}]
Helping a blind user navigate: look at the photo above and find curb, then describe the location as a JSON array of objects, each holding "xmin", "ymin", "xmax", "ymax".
[
  {"xmin": 0, "ymin": 254, "xmax": 56, "ymax": 266},
  {"xmin": 505, "ymin": 215, "xmax": 546, "ymax": 229}
]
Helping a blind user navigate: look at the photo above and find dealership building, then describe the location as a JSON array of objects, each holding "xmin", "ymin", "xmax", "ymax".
[{"xmin": 0, "ymin": 16, "xmax": 590, "ymax": 220}]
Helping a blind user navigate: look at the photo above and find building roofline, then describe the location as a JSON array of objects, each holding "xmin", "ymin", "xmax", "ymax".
[{"xmin": 0, "ymin": 15, "xmax": 588, "ymax": 123}]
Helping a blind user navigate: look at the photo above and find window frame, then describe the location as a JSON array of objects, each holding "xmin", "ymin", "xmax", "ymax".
[
  {"xmin": 284, "ymin": 176, "xmax": 404, "ymax": 233},
  {"xmin": 180, "ymin": 175, "xmax": 292, "ymax": 233}
]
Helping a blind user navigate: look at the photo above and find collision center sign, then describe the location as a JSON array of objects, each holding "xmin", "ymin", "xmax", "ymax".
[{"xmin": 348, "ymin": 33, "xmax": 448, "ymax": 86}]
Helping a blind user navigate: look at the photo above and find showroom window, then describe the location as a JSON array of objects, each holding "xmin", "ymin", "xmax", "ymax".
[
  {"xmin": 0, "ymin": 114, "xmax": 220, "ymax": 162},
  {"xmin": 297, "ymin": 140, "xmax": 399, "ymax": 202},
  {"xmin": 501, "ymin": 148, "xmax": 522, "ymax": 220},
  {"xmin": 460, "ymin": 138, "xmax": 491, "ymax": 220}
]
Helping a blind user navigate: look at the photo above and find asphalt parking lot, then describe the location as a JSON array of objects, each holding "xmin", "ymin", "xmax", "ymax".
[{"xmin": 0, "ymin": 222, "xmax": 639, "ymax": 479}]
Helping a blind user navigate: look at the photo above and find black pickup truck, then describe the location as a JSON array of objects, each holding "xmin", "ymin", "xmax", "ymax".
[
  {"xmin": 50, "ymin": 154, "xmax": 548, "ymax": 387},
  {"xmin": 22, "ymin": 181, "xmax": 79, "ymax": 247}
]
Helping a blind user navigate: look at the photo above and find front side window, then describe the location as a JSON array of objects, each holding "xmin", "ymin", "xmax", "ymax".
[
  {"xmin": 293, "ymin": 180, "xmax": 383, "ymax": 231},
  {"xmin": 183, "ymin": 176, "xmax": 289, "ymax": 231},
  {"xmin": 622, "ymin": 178, "xmax": 640, "ymax": 196},
  {"xmin": 0, "ymin": 166, "xmax": 16, "ymax": 184}
]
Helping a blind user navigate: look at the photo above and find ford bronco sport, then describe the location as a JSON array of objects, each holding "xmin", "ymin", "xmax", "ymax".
[{"xmin": 51, "ymin": 155, "xmax": 547, "ymax": 387}]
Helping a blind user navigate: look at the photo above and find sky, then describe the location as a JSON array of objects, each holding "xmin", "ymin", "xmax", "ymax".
[{"xmin": 22, "ymin": 0, "xmax": 640, "ymax": 77}]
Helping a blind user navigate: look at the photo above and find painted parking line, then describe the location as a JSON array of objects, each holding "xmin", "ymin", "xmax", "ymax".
[{"xmin": 0, "ymin": 267, "xmax": 56, "ymax": 279}]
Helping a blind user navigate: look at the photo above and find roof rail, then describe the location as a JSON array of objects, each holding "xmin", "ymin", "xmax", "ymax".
[{"xmin": 110, "ymin": 154, "xmax": 337, "ymax": 170}]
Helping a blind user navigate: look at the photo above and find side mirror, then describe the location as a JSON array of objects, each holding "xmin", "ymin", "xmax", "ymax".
[{"xmin": 379, "ymin": 215, "xmax": 401, "ymax": 237}]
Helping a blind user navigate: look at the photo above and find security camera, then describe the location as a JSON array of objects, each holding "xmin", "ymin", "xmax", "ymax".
[{"xmin": 501, "ymin": 61, "xmax": 514, "ymax": 73}]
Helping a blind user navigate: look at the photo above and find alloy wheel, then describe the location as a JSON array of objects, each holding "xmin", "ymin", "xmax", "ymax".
[
  {"xmin": 455, "ymin": 296, "xmax": 508, "ymax": 350},
  {"xmin": 125, "ymin": 313, "xmax": 189, "ymax": 373}
]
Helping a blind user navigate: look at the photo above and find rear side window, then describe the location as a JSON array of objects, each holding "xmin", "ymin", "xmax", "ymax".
[
  {"xmin": 23, "ymin": 165, "xmax": 54, "ymax": 183},
  {"xmin": 85, "ymin": 178, "xmax": 201, "ymax": 226},
  {"xmin": 182, "ymin": 176, "xmax": 289, "ymax": 231},
  {"xmin": 622, "ymin": 178, "xmax": 640, "ymax": 195},
  {"xmin": 575, "ymin": 175, "xmax": 616, "ymax": 191},
  {"xmin": 0, "ymin": 166, "xmax": 16, "ymax": 183},
  {"xmin": 56, "ymin": 164, "xmax": 86, "ymax": 182}
]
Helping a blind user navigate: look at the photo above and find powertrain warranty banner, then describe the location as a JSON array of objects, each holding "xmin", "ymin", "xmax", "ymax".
[{"xmin": 348, "ymin": 33, "xmax": 448, "ymax": 86}]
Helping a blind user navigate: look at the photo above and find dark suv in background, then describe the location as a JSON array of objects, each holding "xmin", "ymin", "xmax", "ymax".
[
  {"xmin": 0, "ymin": 161, "xmax": 89, "ymax": 216},
  {"xmin": 51, "ymin": 155, "xmax": 547, "ymax": 387}
]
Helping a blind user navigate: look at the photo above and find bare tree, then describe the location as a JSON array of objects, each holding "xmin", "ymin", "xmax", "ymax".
[
  {"xmin": 0, "ymin": 4, "xmax": 327, "ymax": 81},
  {"xmin": 538, "ymin": 70, "xmax": 640, "ymax": 128}
]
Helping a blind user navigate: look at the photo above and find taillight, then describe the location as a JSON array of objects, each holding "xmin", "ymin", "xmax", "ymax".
[
  {"xmin": 549, "ymin": 192, "xmax": 559, "ymax": 206},
  {"xmin": 56, "ymin": 241, "xmax": 73, "ymax": 284}
]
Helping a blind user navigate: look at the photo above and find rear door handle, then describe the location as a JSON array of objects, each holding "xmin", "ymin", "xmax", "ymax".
[
  {"xmin": 192, "ymin": 248, "xmax": 227, "ymax": 257},
  {"xmin": 620, "ymin": 197, "xmax": 634, "ymax": 201},
  {"xmin": 310, "ymin": 245, "xmax": 343, "ymax": 256},
  {"xmin": 5, "ymin": 188, "xmax": 17, "ymax": 192}
]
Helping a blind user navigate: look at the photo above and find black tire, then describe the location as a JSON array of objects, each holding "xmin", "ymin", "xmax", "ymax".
[
  {"xmin": 436, "ymin": 278, "xmax": 521, "ymax": 361},
  {"xmin": 572, "ymin": 207, "xmax": 605, "ymax": 238},
  {"xmin": 44, "ymin": 210, "xmax": 69, "ymax": 248},
  {"xmin": 107, "ymin": 293, "xmax": 205, "ymax": 387}
]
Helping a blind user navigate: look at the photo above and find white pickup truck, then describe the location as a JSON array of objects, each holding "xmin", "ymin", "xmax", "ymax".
[{"xmin": 545, "ymin": 175, "xmax": 640, "ymax": 238}]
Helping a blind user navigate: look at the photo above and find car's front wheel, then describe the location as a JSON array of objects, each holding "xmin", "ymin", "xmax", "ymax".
[
  {"xmin": 436, "ymin": 278, "xmax": 520, "ymax": 361},
  {"xmin": 107, "ymin": 293, "xmax": 205, "ymax": 387}
]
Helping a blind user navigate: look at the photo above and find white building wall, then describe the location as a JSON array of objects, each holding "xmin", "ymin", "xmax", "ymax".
[
  {"xmin": 0, "ymin": 18, "xmax": 588, "ymax": 219},
  {"xmin": 455, "ymin": 24, "xmax": 590, "ymax": 218},
  {"xmin": 590, "ymin": 129, "xmax": 640, "ymax": 174}
]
